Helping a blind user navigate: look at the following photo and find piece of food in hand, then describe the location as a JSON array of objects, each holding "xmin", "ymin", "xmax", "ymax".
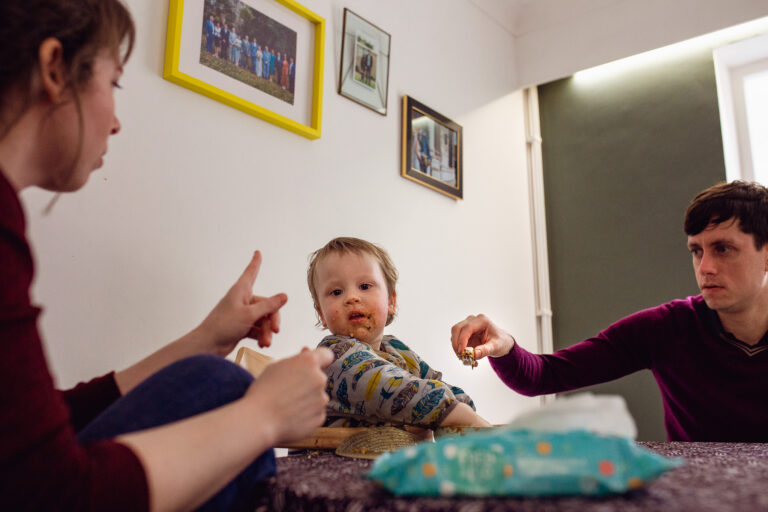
[{"xmin": 459, "ymin": 347, "xmax": 478, "ymax": 368}]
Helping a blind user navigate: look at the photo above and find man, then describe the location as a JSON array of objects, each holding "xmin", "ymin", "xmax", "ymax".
[
  {"xmin": 204, "ymin": 15, "xmax": 215, "ymax": 54},
  {"xmin": 418, "ymin": 129, "xmax": 431, "ymax": 174},
  {"xmin": 262, "ymin": 46, "xmax": 271, "ymax": 81},
  {"xmin": 289, "ymin": 57, "xmax": 295, "ymax": 94},
  {"xmin": 360, "ymin": 51, "xmax": 373, "ymax": 84},
  {"xmin": 451, "ymin": 181, "xmax": 768, "ymax": 441},
  {"xmin": 228, "ymin": 26, "xmax": 238, "ymax": 63},
  {"xmin": 220, "ymin": 23, "xmax": 229, "ymax": 60}
]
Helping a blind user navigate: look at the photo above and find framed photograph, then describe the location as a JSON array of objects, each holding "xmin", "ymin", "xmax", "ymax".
[
  {"xmin": 401, "ymin": 96, "xmax": 463, "ymax": 200},
  {"xmin": 164, "ymin": 0, "xmax": 325, "ymax": 139},
  {"xmin": 338, "ymin": 9, "xmax": 391, "ymax": 115}
]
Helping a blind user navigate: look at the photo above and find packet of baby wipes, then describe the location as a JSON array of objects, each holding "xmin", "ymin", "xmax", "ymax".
[
  {"xmin": 507, "ymin": 392, "xmax": 638, "ymax": 439},
  {"xmin": 368, "ymin": 428, "xmax": 682, "ymax": 497}
]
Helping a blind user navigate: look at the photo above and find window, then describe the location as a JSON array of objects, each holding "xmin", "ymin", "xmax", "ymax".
[
  {"xmin": 742, "ymin": 65, "xmax": 768, "ymax": 182},
  {"xmin": 714, "ymin": 32, "xmax": 768, "ymax": 184}
]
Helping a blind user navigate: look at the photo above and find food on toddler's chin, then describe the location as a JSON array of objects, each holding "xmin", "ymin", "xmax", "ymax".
[{"xmin": 459, "ymin": 348, "xmax": 478, "ymax": 369}]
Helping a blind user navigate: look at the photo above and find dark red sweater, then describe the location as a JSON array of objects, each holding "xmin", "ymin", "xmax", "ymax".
[
  {"xmin": 0, "ymin": 170, "xmax": 148, "ymax": 511},
  {"xmin": 490, "ymin": 295, "xmax": 768, "ymax": 441}
]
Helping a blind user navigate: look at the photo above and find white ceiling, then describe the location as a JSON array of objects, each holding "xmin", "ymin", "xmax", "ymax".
[
  {"xmin": 468, "ymin": 0, "xmax": 768, "ymax": 87},
  {"xmin": 468, "ymin": 0, "xmax": 538, "ymax": 35}
]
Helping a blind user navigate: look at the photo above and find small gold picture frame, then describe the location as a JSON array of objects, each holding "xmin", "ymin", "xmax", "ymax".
[{"xmin": 401, "ymin": 96, "xmax": 463, "ymax": 199}]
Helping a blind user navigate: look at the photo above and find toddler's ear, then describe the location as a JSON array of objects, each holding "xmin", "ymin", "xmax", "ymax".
[
  {"xmin": 315, "ymin": 306, "xmax": 327, "ymax": 328},
  {"xmin": 388, "ymin": 291, "xmax": 397, "ymax": 315}
]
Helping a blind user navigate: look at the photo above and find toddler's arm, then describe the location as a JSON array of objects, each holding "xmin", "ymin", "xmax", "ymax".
[
  {"xmin": 400, "ymin": 340, "xmax": 478, "ymax": 411},
  {"xmin": 395, "ymin": 338, "xmax": 489, "ymax": 426},
  {"xmin": 440, "ymin": 402, "xmax": 492, "ymax": 427}
]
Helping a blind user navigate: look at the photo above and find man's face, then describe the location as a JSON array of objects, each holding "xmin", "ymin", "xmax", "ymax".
[{"xmin": 687, "ymin": 218, "xmax": 768, "ymax": 314}]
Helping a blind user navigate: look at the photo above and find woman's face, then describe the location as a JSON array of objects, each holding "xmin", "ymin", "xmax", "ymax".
[{"xmin": 41, "ymin": 50, "xmax": 122, "ymax": 192}]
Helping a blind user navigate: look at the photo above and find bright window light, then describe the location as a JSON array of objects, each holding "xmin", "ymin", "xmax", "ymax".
[
  {"xmin": 743, "ymin": 69, "xmax": 768, "ymax": 183},
  {"xmin": 574, "ymin": 16, "xmax": 768, "ymax": 85},
  {"xmin": 573, "ymin": 41, "xmax": 708, "ymax": 84}
]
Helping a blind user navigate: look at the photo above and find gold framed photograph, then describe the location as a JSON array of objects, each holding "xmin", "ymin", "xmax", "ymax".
[
  {"xmin": 338, "ymin": 8, "xmax": 391, "ymax": 115},
  {"xmin": 401, "ymin": 96, "xmax": 463, "ymax": 199},
  {"xmin": 164, "ymin": 0, "xmax": 325, "ymax": 139}
]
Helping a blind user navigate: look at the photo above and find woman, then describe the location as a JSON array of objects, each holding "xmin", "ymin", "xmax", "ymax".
[
  {"xmin": 213, "ymin": 21, "xmax": 222, "ymax": 58},
  {"xmin": 281, "ymin": 55, "xmax": 289, "ymax": 90},
  {"xmin": 229, "ymin": 27, "xmax": 238, "ymax": 63},
  {"xmin": 234, "ymin": 33, "xmax": 242, "ymax": 68},
  {"xmin": 0, "ymin": 1, "xmax": 332, "ymax": 511}
]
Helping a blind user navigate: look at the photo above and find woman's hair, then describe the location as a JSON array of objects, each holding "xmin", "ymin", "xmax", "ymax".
[
  {"xmin": 0, "ymin": 0, "xmax": 135, "ymax": 138},
  {"xmin": 307, "ymin": 237, "xmax": 399, "ymax": 326}
]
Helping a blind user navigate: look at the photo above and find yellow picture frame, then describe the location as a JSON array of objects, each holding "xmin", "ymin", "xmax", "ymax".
[{"xmin": 164, "ymin": 0, "xmax": 325, "ymax": 139}]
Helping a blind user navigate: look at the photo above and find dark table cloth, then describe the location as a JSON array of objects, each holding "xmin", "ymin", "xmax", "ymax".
[{"xmin": 256, "ymin": 442, "xmax": 768, "ymax": 511}]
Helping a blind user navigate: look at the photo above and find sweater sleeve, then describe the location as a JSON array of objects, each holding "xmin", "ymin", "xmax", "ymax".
[
  {"xmin": 60, "ymin": 373, "xmax": 123, "ymax": 432},
  {"xmin": 0, "ymin": 175, "xmax": 149, "ymax": 512},
  {"xmin": 319, "ymin": 336, "xmax": 459, "ymax": 428},
  {"xmin": 489, "ymin": 307, "xmax": 664, "ymax": 396}
]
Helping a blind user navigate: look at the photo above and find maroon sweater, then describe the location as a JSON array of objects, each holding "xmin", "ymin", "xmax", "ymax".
[
  {"xmin": 490, "ymin": 295, "xmax": 768, "ymax": 441},
  {"xmin": 0, "ymin": 170, "xmax": 148, "ymax": 511}
]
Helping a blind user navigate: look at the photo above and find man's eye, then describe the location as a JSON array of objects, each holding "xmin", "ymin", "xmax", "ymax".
[
  {"xmin": 689, "ymin": 248, "xmax": 701, "ymax": 257},
  {"xmin": 716, "ymin": 245, "xmax": 731, "ymax": 254}
]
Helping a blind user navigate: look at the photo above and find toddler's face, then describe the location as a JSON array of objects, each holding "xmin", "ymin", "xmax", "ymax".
[{"xmin": 313, "ymin": 251, "xmax": 395, "ymax": 348}]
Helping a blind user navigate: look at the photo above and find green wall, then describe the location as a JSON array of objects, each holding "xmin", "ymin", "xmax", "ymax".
[{"xmin": 537, "ymin": 49, "xmax": 726, "ymax": 440}]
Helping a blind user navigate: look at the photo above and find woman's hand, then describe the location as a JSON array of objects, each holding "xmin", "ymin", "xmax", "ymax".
[
  {"xmin": 245, "ymin": 347, "xmax": 334, "ymax": 445},
  {"xmin": 198, "ymin": 251, "xmax": 287, "ymax": 356},
  {"xmin": 115, "ymin": 251, "xmax": 287, "ymax": 394},
  {"xmin": 117, "ymin": 347, "xmax": 334, "ymax": 512},
  {"xmin": 450, "ymin": 314, "xmax": 515, "ymax": 360}
]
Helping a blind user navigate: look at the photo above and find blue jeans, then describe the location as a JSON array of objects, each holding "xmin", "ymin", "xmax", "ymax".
[{"xmin": 78, "ymin": 354, "xmax": 275, "ymax": 512}]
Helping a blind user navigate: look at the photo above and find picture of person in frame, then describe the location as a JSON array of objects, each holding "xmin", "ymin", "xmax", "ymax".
[
  {"xmin": 412, "ymin": 115, "xmax": 458, "ymax": 187},
  {"xmin": 353, "ymin": 34, "xmax": 377, "ymax": 88}
]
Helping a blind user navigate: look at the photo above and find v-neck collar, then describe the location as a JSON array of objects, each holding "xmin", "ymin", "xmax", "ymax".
[{"xmin": 704, "ymin": 304, "xmax": 768, "ymax": 357}]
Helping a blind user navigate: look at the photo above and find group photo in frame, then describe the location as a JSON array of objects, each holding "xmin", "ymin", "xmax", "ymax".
[
  {"xmin": 200, "ymin": 0, "xmax": 299, "ymax": 105},
  {"xmin": 401, "ymin": 96, "xmax": 463, "ymax": 200},
  {"xmin": 338, "ymin": 8, "xmax": 391, "ymax": 115},
  {"xmin": 164, "ymin": 0, "xmax": 325, "ymax": 139}
]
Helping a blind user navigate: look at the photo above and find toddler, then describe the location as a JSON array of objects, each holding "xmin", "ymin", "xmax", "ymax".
[{"xmin": 307, "ymin": 237, "xmax": 490, "ymax": 428}]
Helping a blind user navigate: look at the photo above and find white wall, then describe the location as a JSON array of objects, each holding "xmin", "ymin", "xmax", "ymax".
[
  {"xmin": 512, "ymin": 0, "xmax": 768, "ymax": 87},
  {"xmin": 20, "ymin": 0, "xmax": 538, "ymax": 425}
]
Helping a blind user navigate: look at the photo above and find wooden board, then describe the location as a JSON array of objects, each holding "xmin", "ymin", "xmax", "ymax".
[{"xmin": 279, "ymin": 426, "xmax": 434, "ymax": 450}]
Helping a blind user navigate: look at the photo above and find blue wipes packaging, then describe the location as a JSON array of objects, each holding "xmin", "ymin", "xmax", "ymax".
[{"xmin": 367, "ymin": 428, "xmax": 683, "ymax": 497}]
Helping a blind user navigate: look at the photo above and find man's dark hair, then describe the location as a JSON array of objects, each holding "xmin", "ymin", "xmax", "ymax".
[{"xmin": 684, "ymin": 180, "xmax": 768, "ymax": 249}]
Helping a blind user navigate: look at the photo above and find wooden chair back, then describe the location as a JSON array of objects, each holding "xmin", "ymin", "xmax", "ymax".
[{"xmin": 234, "ymin": 346, "xmax": 274, "ymax": 377}]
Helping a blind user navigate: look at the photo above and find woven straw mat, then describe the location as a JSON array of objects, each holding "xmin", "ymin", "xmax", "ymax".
[{"xmin": 335, "ymin": 426, "xmax": 418, "ymax": 460}]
